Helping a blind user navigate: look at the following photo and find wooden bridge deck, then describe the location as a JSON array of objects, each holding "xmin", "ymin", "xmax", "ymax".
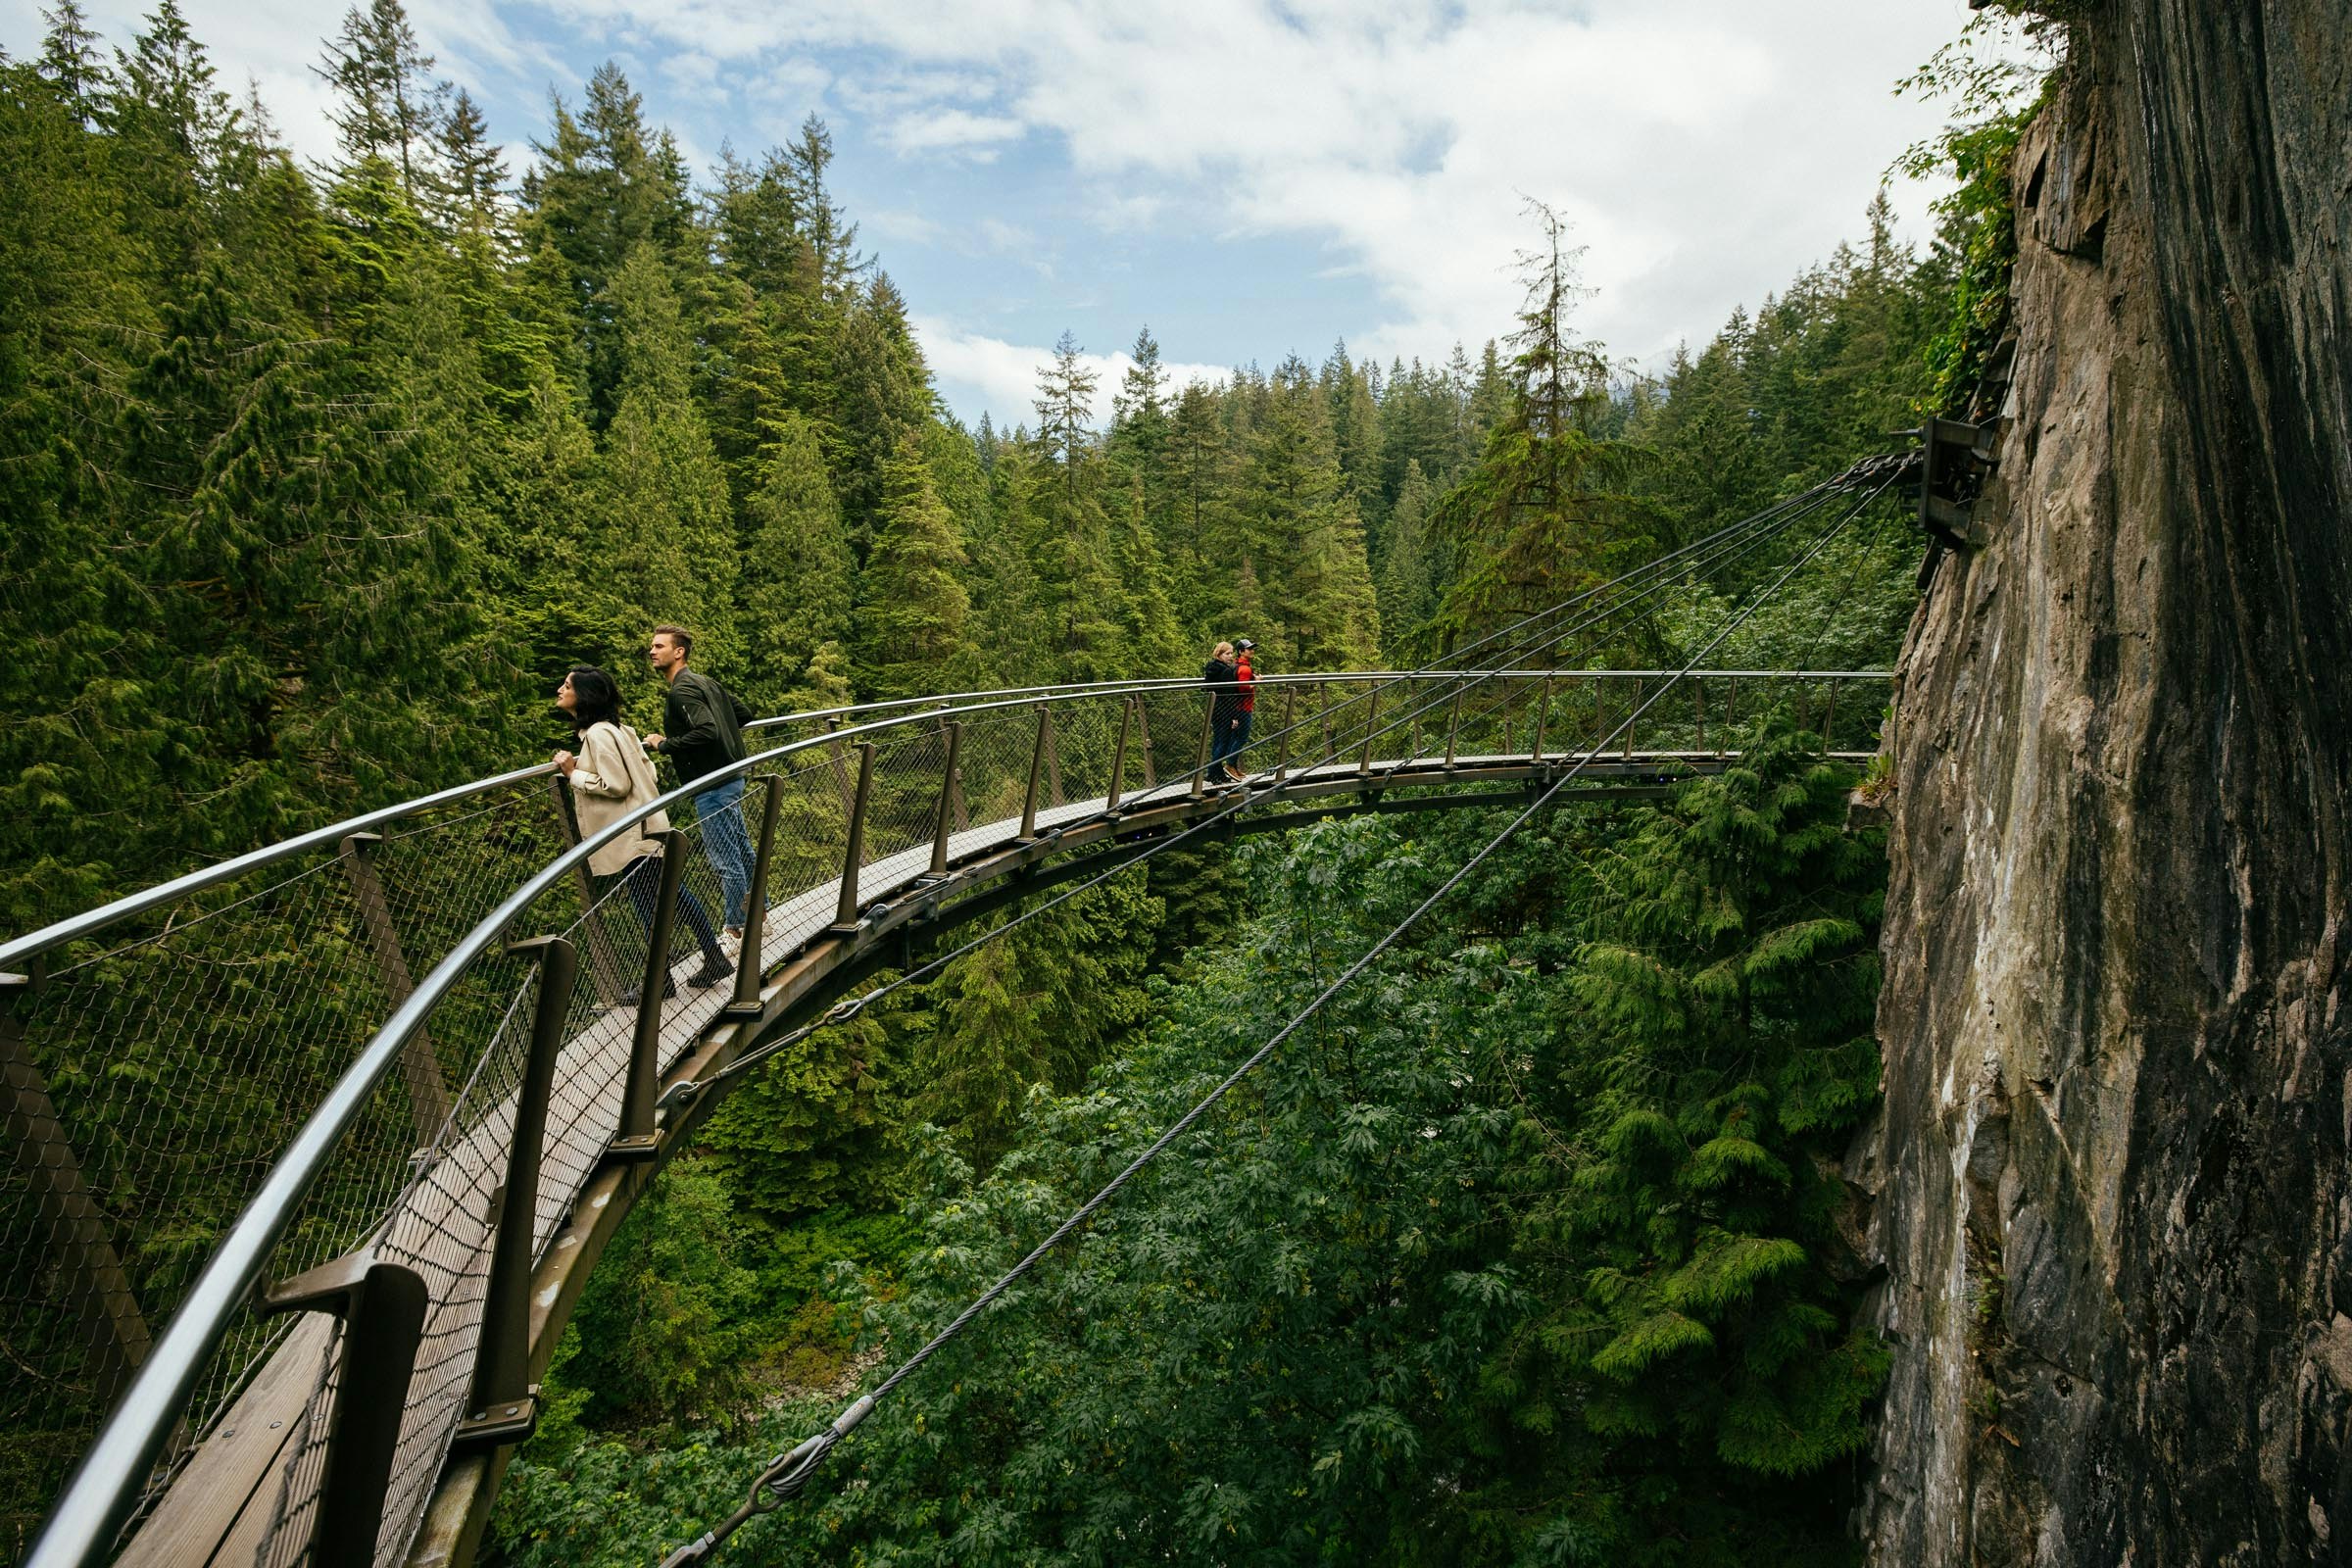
[{"xmin": 116, "ymin": 745, "xmax": 1838, "ymax": 1567}]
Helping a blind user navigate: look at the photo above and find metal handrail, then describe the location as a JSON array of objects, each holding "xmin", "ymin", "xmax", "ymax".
[
  {"xmin": 22, "ymin": 695, "xmax": 956, "ymax": 1566},
  {"xmin": 0, "ymin": 670, "xmax": 1891, "ymax": 971},
  {"xmin": 0, "ymin": 760, "xmax": 554, "ymax": 972},
  {"xmin": 21, "ymin": 662, "xmax": 1894, "ymax": 1565}
]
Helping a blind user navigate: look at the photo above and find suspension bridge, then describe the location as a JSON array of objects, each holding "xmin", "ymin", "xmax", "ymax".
[{"xmin": 1, "ymin": 460, "xmax": 1951, "ymax": 1567}]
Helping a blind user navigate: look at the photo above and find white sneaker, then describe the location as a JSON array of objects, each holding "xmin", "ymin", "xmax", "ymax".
[{"xmin": 722, "ymin": 928, "xmax": 744, "ymax": 957}]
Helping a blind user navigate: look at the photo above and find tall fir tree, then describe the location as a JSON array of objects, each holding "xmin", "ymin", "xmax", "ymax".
[
  {"xmin": 1429, "ymin": 202, "xmax": 1649, "ymax": 651},
  {"xmin": 315, "ymin": 0, "xmax": 445, "ymax": 202},
  {"xmin": 856, "ymin": 435, "xmax": 970, "ymax": 700},
  {"xmin": 735, "ymin": 412, "xmax": 854, "ymax": 708}
]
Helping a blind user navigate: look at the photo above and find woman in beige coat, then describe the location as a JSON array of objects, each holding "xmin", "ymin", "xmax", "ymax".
[{"xmin": 554, "ymin": 666, "xmax": 733, "ymax": 993}]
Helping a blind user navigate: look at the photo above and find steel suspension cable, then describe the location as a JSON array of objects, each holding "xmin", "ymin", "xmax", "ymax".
[
  {"xmin": 656, "ymin": 475, "xmax": 1891, "ymax": 1565},
  {"xmin": 706, "ymin": 482, "xmax": 1845, "ymax": 1089}
]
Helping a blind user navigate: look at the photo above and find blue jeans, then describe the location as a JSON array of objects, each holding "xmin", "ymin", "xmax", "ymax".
[
  {"xmin": 1210, "ymin": 711, "xmax": 1250, "ymax": 771},
  {"xmin": 611, "ymin": 855, "xmax": 725, "ymax": 965},
  {"xmin": 695, "ymin": 775, "xmax": 755, "ymax": 930}
]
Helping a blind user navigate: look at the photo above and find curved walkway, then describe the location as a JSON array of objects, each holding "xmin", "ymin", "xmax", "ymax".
[{"xmin": 9, "ymin": 671, "xmax": 1883, "ymax": 1568}]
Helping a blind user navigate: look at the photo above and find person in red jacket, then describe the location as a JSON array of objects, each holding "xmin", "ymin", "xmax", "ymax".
[{"xmin": 1226, "ymin": 639, "xmax": 1257, "ymax": 781}]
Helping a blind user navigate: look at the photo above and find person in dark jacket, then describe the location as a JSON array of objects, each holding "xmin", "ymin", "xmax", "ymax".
[
  {"xmin": 554, "ymin": 664, "xmax": 732, "ymax": 995},
  {"xmin": 1228, "ymin": 638, "xmax": 1257, "ymax": 781},
  {"xmin": 1202, "ymin": 640, "xmax": 1243, "ymax": 782},
  {"xmin": 641, "ymin": 625, "xmax": 758, "ymax": 944}
]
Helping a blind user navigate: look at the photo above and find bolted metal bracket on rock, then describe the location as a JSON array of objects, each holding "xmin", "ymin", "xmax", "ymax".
[
  {"xmin": 1832, "ymin": 416, "xmax": 2002, "ymax": 553},
  {"xmin": 1911, "ymin": 416, "xmax": 2001, "ymax": 548}
]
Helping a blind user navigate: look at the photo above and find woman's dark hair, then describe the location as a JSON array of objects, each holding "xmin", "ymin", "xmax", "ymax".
[{"xmin": 564, "ymin": 665, "xmax": 624, "ymax": 731}]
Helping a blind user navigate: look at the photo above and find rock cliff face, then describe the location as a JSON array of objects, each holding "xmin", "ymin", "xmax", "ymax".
[{"xmin": 1863, "ymin": 4, "xmax": 2352, "ymax": 1562}]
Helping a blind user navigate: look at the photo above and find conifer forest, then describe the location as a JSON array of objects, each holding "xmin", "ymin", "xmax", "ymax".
[{"xmin": 0, "ymin": 3, "xmax": 2049, "ymax": 1563}]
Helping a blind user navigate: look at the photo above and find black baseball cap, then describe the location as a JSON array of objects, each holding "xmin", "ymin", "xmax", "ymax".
[{"xmin": 1235, "ymin": 638, "xmax": 1255, "ymax": 651}]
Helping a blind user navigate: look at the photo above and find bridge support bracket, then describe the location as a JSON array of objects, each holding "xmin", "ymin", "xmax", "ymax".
[
  {"xmin": 452, "ymin": 1389, "xmax": 540, "ymax": 1449},
  {"xmin": 257, "ymin": 1253, "xmax": 428, "ymax": 1568}
]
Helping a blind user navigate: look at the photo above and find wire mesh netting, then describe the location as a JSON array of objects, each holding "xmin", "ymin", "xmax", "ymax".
[
  {"xmin": 0, "ymin": 772, "xmax": 581, "ymax": 1550},
  {"xmin": 6, "ymin": 668, "xmax": 1891, "ymax": 1567}
]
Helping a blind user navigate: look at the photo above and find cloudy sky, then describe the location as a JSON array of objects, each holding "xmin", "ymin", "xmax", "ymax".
[{"xmin": 7, "ymin": 0, "xmax": 1988, "ymax": 429}]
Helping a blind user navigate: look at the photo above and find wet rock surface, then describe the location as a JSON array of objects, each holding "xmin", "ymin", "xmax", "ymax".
[{"xmin": 1863, "ymin": 4, "xmax": 2352, "ymax": 1563}]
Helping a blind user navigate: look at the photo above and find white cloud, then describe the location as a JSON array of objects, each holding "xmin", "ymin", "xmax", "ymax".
[
  {"xmin": 13, "ymin": 0, "xmax": 2004, "ymax": 405},
  {"xmin": 469, "ymin": 0, "xmax": 1982, "ymax": 368},
  {"xmin": 868, "ymin": 207, "xmax": 953, "ymax": 246},
  {"xmin": 882, "ymin": 107, "xmax": 1025, "ymax": 156},
  {"xmin": 913, "ymin": 314, "xmax": 1231, "ymax": 432}
]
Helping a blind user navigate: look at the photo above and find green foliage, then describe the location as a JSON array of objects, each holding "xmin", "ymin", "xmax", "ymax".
[
  {"xmin": 559, "ymin": 1158, "xmax": 763, "ymax": 1434},
  {"xmin": 857, "ymin": 434, "xmax": 971, "ymax": 699},
  {"xmin": 1896, "ymin": 11, "xmax": 2065, "ymax": 416},
  {"xmin": 702, "ymin": 995, "xmax": 906, "ymax": 1222},
  {"xmin": 497, "ymin": 730, "xmax": 1890, "ymax": 1566},
  {"xmin": 1427, "ymin": 205, "xmax": 1651, "ymax": 655}
]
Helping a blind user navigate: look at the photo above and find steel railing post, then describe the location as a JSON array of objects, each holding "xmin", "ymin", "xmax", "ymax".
[
  {"xmin": 2, "ymin": 973, "xmax": 156, "ymax": 1409},
  {"xmin": 256, "ymin": 1255, "xmax": 427, "ymax": 1568},
  {"xmin": 1192, "ymin": 697, "xmax": 1215, "ymax": 798},
  {"xmin": 929, "ymin": 721, "xmax": 965, "ymax": 874},
  {"xmin": 1357, "ymin": 687, "xmax": 1380, "ymax": 775},
  {"xmin": 832, "ymin": 743, "xmax": 877, "ymax": 928},
  {"xmin": 456, "ymin": 933, "xmax": 576, "ymax": 1449},
  {"xmin": 725, "ymin": 777, "xmax": 782, "ymax": 1018},
  {"xmin": 1135, "ymin": 699, "xmax": 1157, "ymax": 789},
  {"xmin": 1106, "ymin": 700, "xmax": 1133, "ymax": 811},
  {"xmin": 1274, "ymin": 686, "xmax": 1296, "ymax": 781},
  {"xmin": 1019, "ymin": 706, "xmax": 1051, "ymax": 836},
  {"xmin": 1696, "ymin": 676, "xmax": 1710, "ymax": 757},
  {"xmin": 337, "ymin": 832, "xmax": 452, "ymax": 1143},
  {"xmin": 1822, "ymin": 680, "xmax": 1840, "ymax": 750},
  {"xmin": 1444, "ymin": 688, "xmax": 1462, "ymax": 768},
  {"xmin": 613, "ymin": 828, "xmax": 687, "ymax": 1156},
  {"xmin": 1624, "ymin": 677, "xmax": 1640, "ymax": 760},
  {"xmin": 1726, "ymin": 675, "xmax": 1740, "ymax": 753},
  {"xmin": 1042, "ymin": 702, "xmax": 1065, "ymax": 808},
  {"xmin": 1531, "ymin": 676, "xmax": 1552, "ymax": 765}
]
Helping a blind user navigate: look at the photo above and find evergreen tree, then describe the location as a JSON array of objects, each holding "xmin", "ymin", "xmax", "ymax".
[
  {"xmin": 1321, "ymin": 339, "xmax": 1386, "ymax": 545},
  {"xmin": 434, "ymin": 87, "xmax": 505, "ymax": 235},
  {"xmin": 36, "ymin": 1, "xmax": 110, "ymax": 124},
  {"xmin": 1430, "ymin": 202, "xmax": 1649, "ymax": 651},
  {"xmin": 521, "ymin": 64, "xmax": 693, "ymax": 424},
  {"xmin": 912, "ymin": 869, "xmax": 1162, "ymax": 1170},
  {"xmin": 1243, "ymin": 356, "xmax": 1379, "ymax": 667},
  {"xmin": 315, "ymin": 0, "xmax": 445, "ymax": 200},
  {"xmin": 1032, "ymin": 328, "xmax": 1099, "ymax": 479},
  {"xmin": 1373, "ymin": 458, "xmax": 1439, "ymax": 659},
  {"xmin": 107, "ymin": 0, "xmax": 242, "ymax": 269},
  {"xmin": 782, "ymin": 114, "xmax": 863, "ymax": 301},
  {"xmin": 573, "ymin": 244, "xmax": 738, "ymax": 678},
  {"xmin": 832, "ymin": 273, "xmax": 934, "ymax": 552},
  {"xmin": 735, "ymin": 412, "xmax": 854, "ymax": 707},
  {"xmin": 856, "ymin": 435, "xmax": 970, "ymax": 700},
  {"xmin": 1161, "ymin": 378, "xmax": 1232, "ymax": 633},
  {"xmin": 1014, "ymin": 333, "xmax": 1142, "ymax": 679}
]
